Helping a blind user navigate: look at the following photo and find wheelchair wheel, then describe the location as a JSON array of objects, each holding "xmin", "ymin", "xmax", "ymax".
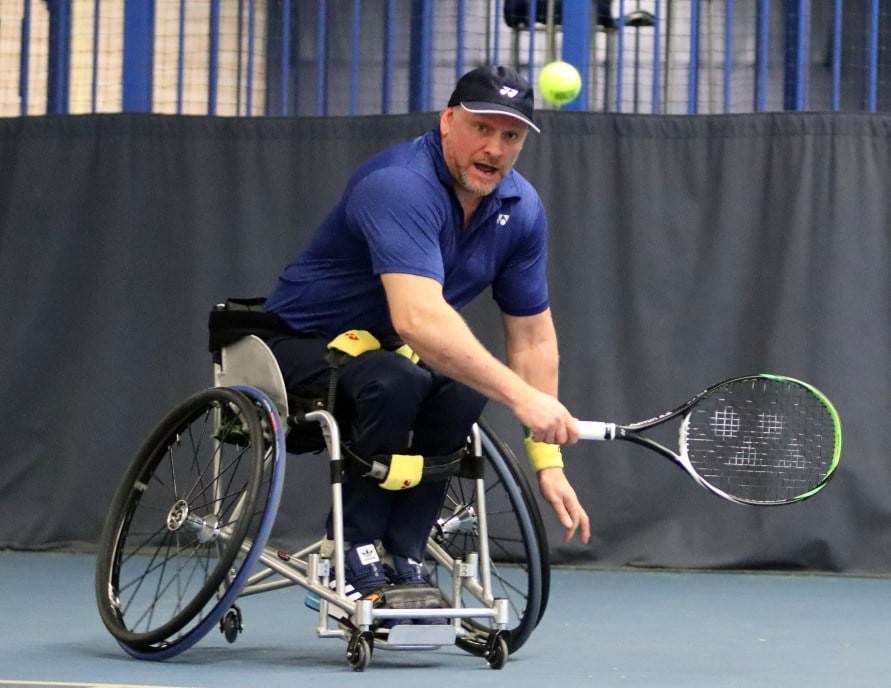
[
  {"xmin": 427, "ymin": 417, "xmax": 550, "ymax": 654},
  {"xmin": 95, "ymin": 386, "xmax": 286, "ymax": 659}
]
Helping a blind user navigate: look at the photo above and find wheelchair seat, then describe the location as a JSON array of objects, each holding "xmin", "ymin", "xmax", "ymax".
[
  {"xmin": 214, "ymin": 333, "xmax": 331, "ymax": 454},
  {"xmin": 209, "ymin": 299, "xmax": 333, "ymax": 454}
]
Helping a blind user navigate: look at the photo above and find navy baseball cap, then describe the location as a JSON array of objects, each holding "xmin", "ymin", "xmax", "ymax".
[{"xmin": 447, "ymin": 65, "xmax": 540, "ymax": 133}]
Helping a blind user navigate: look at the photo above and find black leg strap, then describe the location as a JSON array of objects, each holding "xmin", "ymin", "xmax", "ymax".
[{"xmin": 341, "ymin": 443, "xmax": 482, "ymax": 489}]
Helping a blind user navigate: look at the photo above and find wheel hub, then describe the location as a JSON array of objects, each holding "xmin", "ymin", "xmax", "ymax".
[
  {"xmin": 166, "ymin": 499, "xmax": 190, "ymax": 531},
  {"xmin": 166, "ymin": 500, "xmax": 222, "ymax": 543},
  {"xmin": 195, "ymin": 514, "xmax": 222, "ymax": 543},
  {"xmin": 437, "ymin": 504, "xmax": 478, "ymax": 536}
]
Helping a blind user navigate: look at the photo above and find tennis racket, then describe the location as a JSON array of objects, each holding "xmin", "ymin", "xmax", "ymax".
[{"xmin": 576, "ymin": 374, "xmax": 841, "ymax": 506}]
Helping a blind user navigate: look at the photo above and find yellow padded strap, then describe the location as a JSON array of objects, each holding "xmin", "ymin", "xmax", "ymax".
[
  {"xmin": 394, "ymin": 343, "xmax": 420, "ymax": 364},
  {"xmin": 524, "ymin": 438, "xmax": 565, "ymax": 471},
  {"xmin": 327, "ymin": 330, "xmax": 381, "ymax": 357},
  {"xmin": 380, "ymin": 454, "xmax": 424, "ymax": 490}
]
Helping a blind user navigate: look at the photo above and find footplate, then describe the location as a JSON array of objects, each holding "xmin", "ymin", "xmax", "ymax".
[{"xmin": 377, "ymin": 623, "xmax": 456, "ymax": 650}]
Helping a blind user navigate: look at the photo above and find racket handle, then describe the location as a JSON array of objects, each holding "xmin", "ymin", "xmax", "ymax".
[{"xmin": 575, "ymin": 420, "xmax": 616, "ymax": 441}]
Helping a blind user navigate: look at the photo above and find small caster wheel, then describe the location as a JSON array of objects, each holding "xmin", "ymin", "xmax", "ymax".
[
  {"xmin": 485, "ymin": 634, "xmax": 509, "ymax": 670},
  {"xmin": 219, "ymin": 605, "xmax": 243, "ymax": 644},
  {"xmin": 346, "ymin": 633, "xmax": 373, "ymax": 672}
]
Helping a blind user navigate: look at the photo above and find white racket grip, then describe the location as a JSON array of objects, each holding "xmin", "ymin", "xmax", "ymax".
[{"xmin": 575, "ymin": 420, "xmax": 616, "ymax": 441}]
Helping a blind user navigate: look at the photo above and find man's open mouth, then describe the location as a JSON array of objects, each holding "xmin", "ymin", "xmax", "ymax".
[{"xmin": 474, "ymin": 162, "xmax": 499, "ymax": 176}]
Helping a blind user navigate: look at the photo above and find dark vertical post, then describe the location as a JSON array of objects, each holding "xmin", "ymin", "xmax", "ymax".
[
  {"xmin": 176, "ymin": 0, "xmax": 185, "ymax": 113},
  {"xmin": 20, "ymin": 0, "xmax": 32, "ymax": 114},
  {"xmin": 409, "ymin": 0, "xmax": 433, "ymax": 112},
  {"xmin": 91, "ymin": 0, "xmax": 100, "ymax": 112},
  {"xmin": 687, "ymin": 0, "xmax": 700, "ymax": 113},
  {"xmin": 208, "ymin": 0, "xmax": 221, "ymax": 114},
  {"xmin": 563, "ymin": 0, "xmax": 592, "ymax": 112},
  {"xmin": 723, "ymin": 0, "xmax": 733, "ymax": 113},
  {"xmin": 782, "ymin": 0, "xmax": 809, "ymax": 111},
  {"xmin": 46, "ymin": 0, "xmax": 72, "ymax": 114},
  {"xmin": 246, "ymin": 0, "xmax": 256, "ymax": 115},
  {"xmin": 382, "ymin": 0, "xmax": 395, "ymax": 113},
  {"xmin": 754, "ymin": 0, "xmax": 769, "ymax": 111},
  {"xmin": 830, "ymin": 0, "xmax": 842, "ymax": 111},
  {"xmin": 350, "ymin": 0, "xmax": 360, "ymax": 115},
  {"xmin": 652, "ymin": 0, "xmax": 662, "ymax": 113},
  {"xmin": 316, "ymin": 0, "xmax": 328, "ymax": 115},
  {"xmin": 122, "ymin": 0, "xmax": 154, "ymax": 112},
  {"xmin": 864, "ymin": 0, "xmax": 878, "ymax": 111}
]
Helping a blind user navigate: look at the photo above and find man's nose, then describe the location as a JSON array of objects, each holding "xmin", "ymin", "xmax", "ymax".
[{"xmin": 482, "ymin": 135, "xmax": 505, "ymax": 159}]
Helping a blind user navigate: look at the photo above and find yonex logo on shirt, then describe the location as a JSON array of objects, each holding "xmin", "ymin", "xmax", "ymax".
[{"xmin": 497, "ymin": 214, "xmax": 510, "ymax": 225}]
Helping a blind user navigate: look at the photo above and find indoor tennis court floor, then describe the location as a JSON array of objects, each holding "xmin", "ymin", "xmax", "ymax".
[{"xmin": 1, "ymin": 550, "xmax": 887, "ymax": 688}]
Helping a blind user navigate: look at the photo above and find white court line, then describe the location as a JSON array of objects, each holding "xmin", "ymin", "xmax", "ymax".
[{"xmin": 0, "ymin": 681, "xmax": 198, "ymax": 688}]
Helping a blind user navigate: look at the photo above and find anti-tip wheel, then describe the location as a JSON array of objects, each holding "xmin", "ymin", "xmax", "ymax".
[
  {"xmin": 485, "ymin": 634, "xmax": 509, "ymax": 670},
  {"xmin": 219, "ymin": 605, "xmax": 243, "ymax": 644}
]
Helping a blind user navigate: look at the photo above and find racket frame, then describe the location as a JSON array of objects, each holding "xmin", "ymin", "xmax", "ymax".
[{"xmin": 576, "ymin": 374, "xmax": 842, "ymax": 506}]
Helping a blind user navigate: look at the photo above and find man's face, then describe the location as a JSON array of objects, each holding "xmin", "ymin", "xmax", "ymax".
[{"xmin": 439, "ymin": 106, "xmax": 529, "ymax": 198}]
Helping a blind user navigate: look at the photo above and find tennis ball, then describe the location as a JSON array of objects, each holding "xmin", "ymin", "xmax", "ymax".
[{"xmin": 538, "ymin": 61, "xmax": 582, "ymax": 106}]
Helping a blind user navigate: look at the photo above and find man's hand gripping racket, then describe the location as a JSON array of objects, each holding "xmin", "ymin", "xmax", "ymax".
[{"xmin": 575, "ymin": 374, "xmax": 842, "ymax": 506}]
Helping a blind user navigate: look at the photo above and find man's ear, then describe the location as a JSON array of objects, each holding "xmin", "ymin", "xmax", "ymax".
[{"xmin": 439, "ymin": 107, "xmax": 454, "ymax": 136}]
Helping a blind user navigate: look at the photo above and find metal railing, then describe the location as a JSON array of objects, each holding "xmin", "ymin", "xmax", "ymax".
[{"xmin": 1, "ymin": 0, "xmax": 889, "ymax": 118}]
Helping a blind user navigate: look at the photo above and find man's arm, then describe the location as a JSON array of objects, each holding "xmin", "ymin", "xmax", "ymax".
[
  {"xmin": 380, "ymin": 273, "xmax": 574, "ymax": 443},
  {"xmin": 502, "ymin": 310, "xmax": 591, "ymax": 544},
  {"xmin": 381, "ymin": 272, "xmax": 590, "ymax": 543}
]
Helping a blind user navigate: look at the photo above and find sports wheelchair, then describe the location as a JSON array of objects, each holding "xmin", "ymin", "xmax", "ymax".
[{"xmin": 95, "ymin": 299, "xmax": 550, "ymax": 671}]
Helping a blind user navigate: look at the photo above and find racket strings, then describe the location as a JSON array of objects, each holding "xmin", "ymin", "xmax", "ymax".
[{"xmin": 681, "ymin": 379, "xmax": 838, "ymax": 503}]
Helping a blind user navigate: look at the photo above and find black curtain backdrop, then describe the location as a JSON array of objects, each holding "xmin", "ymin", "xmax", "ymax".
[{"xmin": 1, "ymin": 112, "xmax": 889, "ymax": 573}]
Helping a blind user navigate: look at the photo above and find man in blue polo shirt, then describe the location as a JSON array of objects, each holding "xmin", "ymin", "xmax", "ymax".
[{"xmin": 264, "ymin": 65, "xmax": 589, "ymax": 618}]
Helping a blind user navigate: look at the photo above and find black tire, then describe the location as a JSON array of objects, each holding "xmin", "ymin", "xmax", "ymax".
[
  {"xmin": 485, "ymin": 633, "xmax": 509, "ymax": 670},
  {"xmin": 427, "ymin": 418, "xmax": 550, "ymax": 654},
  {"xmin": 347, "ymin": 633, "xmax": 373, "ymax": 672},
  {"xmin": 95, "ymin": 386, "xmax": 284, "ymax": 655}
]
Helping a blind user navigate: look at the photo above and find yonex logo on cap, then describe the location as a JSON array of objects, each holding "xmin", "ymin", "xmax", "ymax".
[{"xmin": 499, "ymin": 86, "xmax": 519, "ymax": 98}]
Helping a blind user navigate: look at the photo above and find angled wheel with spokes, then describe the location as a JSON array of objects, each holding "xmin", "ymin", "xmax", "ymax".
[
  {"xmin": 427, "ymin": 418, "xmax": 550, "ymax": 654},
  {"xmin": 95, "ymin": 386, "xmax": 285, "ymax": 659}
]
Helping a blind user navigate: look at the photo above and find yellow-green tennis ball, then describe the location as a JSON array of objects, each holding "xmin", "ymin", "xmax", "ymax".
[{"xmin": 538, "ymin": 61, "xmax": 582, "ymax": 106}]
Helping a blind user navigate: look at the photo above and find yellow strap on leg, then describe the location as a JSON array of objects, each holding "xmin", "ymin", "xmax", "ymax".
[
  {"xmin": 327, "ymin": 330, "xmax": 422, "ymax": 488},
  {"xmin": 327, "ymin": 330, "xmax": 381, "ymax": 357},
  {"xmin": 380, "ymin": 454, "xmax": 424, "ymax": 490},
  {"xmin": 327, "ymin": 329, "xmax": 420, "ymax": 365},
  {"xmin": 393, "ymin": 343, "xmax": 420, "ymax": 364}
]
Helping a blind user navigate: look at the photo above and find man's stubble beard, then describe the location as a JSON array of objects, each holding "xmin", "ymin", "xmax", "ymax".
[{"xmin": 455, "ymin": 166, "xmax": 501, "ymax": 197}]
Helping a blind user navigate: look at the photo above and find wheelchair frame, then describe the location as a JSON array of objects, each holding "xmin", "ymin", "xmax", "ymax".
[{"xmin": 95, "ymin": 325, "xmax": 550, "ymax": 672}]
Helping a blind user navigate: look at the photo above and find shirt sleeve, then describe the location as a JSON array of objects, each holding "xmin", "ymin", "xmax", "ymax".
[{"xmin": 345, "ymin": 167, "xmax": 447, "ymax": 283}]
